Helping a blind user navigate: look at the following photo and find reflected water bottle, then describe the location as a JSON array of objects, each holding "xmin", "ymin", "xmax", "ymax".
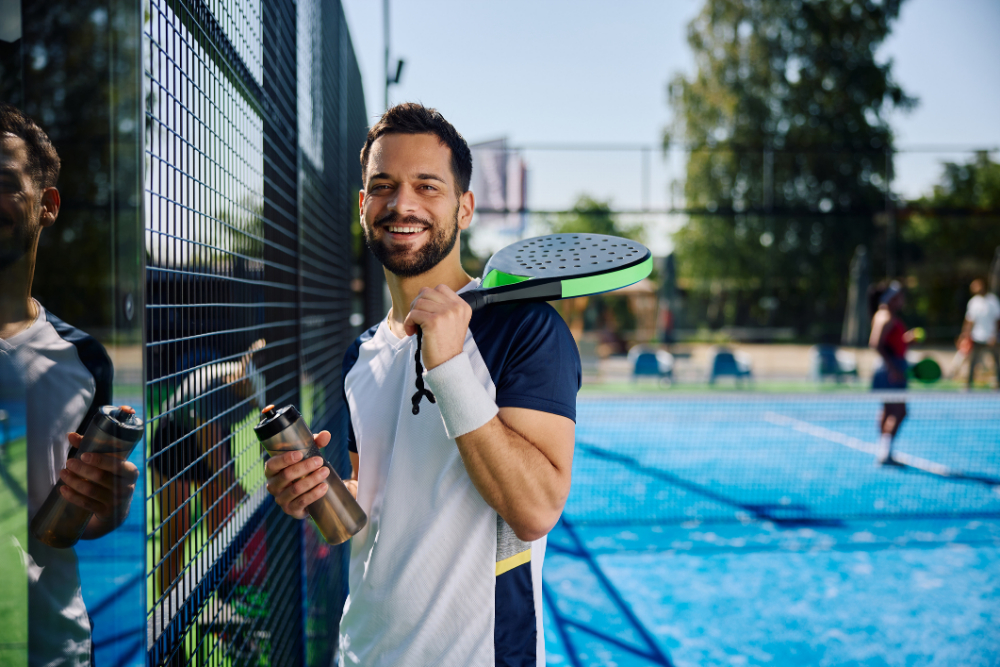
[
  {"xmin": 31, "ymin": 405, "xmax": 144, "ymax": 548},
  {"xmin": 254, "ymin": 404, "xmax": 366, "ymax": 544}
]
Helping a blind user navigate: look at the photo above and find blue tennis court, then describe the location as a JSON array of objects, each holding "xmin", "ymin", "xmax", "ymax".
[{"xmin": 542, "ymin": 394, "xmax": 1000, "ymax": 666}]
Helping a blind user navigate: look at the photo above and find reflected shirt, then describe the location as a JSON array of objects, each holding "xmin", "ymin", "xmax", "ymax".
[{"xmin": 0, "ymin": 302, "xmax": 112, "ymax": 667}]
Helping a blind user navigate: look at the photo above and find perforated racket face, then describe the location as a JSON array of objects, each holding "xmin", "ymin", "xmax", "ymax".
[{"xmin": 483, "ymin": 233, "xmax": 650, "ymax": 280}]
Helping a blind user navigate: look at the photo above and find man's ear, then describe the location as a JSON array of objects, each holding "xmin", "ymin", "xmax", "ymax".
[
  {"xmin": 39, "ymin": 187, "xmax": 60, "ymax": 228},
  {"xmin": 457, "ymin": 190, "xmax": 474, "ymax": 231}
]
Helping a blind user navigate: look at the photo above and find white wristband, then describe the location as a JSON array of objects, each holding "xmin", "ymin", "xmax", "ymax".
[{"xmin": 423, "ymin": 353, "xmax": 499, "ymax": 439}]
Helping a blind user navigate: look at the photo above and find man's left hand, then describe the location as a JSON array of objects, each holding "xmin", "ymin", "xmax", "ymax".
[
  {"xmin": 403, "ymin": 285, "xmax": 472, "ymax": 370},
  {"xmin": 59, "ymin": 432, "xmax": 139, "ymax": 525}
]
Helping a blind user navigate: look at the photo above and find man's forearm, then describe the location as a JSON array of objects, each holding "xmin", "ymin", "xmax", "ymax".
[
  {"xmin": 455, "ymin": 415, "xmax": 570, "ymax": 542},
  {"xmin": 421, "ymin": 351, "xmax": 575, "ymax": 541},
  {"xmin": 961, "ymin": 319, "xmax": 972, "ymax": 338}
]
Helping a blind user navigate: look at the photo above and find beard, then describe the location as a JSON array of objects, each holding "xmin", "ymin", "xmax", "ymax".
[
  {"xmin": 0, "ymin": 214, "xmax": 35, "ymax": 272},
  {"xmin": 364, "ymin": 206, "xmax": 460, "ymax": 278}
]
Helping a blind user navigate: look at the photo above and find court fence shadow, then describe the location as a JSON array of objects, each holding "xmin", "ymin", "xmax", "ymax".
[{"xmin": 545, "ymin": 516, "xmax": 674, "ymax": 667}]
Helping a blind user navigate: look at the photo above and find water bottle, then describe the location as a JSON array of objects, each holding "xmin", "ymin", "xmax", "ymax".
[
  {"xmin": 254, "ymin": 404, "xmax": 366, "ymax": 544},
  {"xmin": 31, "ymin": 405, "xmax": 144, "ymax": 548}
]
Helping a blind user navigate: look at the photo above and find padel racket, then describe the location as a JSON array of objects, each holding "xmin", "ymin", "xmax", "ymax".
[{"xmin": 412, "ymin": 233, "xmax": 653, "ymax": 413}]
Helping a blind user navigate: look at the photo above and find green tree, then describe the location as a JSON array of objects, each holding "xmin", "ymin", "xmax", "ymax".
[
  {"xmin": 900, "ymin": 151, "xmax": 1000, "ymax": 334},
  {"xmin": 667, "ymin": 0, "xmax": 914, "ymax": 337},
  {"xmin": 550, "ymin": 195, "xmax": 643, "ymax": 241}
]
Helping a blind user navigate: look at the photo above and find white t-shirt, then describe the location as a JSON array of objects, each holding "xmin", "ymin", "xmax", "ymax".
[
  {"xmin": 966, "ymin": 293, "xmax": 1000, "ymax": 343},
  {"xmin": 339, "ymin": 281, "xmax": 581, "ymax": 667},
  {"xmin": 0, "ymin": 302, "xmax": 113, "ymax": 667}
]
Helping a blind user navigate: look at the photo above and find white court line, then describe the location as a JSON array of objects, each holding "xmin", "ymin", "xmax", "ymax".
[{"xmin": 762, "ymin": 412, "xmax": 956, "ymax": 477}]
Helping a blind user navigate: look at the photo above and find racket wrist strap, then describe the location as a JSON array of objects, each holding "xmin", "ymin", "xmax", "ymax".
[{"xmin": 423, "ymin": 353, "xmax": 498, "ymax": 439}]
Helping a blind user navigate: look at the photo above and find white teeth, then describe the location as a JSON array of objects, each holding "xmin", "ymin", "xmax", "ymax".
[{"xmin": 387, "ymin": 226, "xmax": 424, "ymax": 233}]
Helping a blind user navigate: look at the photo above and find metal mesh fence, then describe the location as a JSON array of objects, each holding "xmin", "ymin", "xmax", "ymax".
[{"xmin": 142, "ymin": 0, "xmax": 368, "ymax": 663}]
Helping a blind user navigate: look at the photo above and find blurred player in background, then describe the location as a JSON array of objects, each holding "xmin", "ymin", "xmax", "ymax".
[
  {"xmin": 959, "ymin": 278, "xmax": 1000, "ymax": 390},
  {"xmin": 869, "ymin": 281, "xmax": 921, "ymax": 464}
]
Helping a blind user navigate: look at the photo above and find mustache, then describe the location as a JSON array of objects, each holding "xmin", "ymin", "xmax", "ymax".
[{"xmin": 374, "ymin": 211, "xmax": 432, "ymax": 228}]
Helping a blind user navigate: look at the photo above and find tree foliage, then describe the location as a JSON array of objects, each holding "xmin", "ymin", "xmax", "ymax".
[
  {"xmin": 667, "ymin": 0, "xmax": 914, "ymax": 337},
  {"xmin": 900, "ymin": 152, "xmax": 1000, "ymax": 332},
  {"xmin": 550, "ymin": 195, "xmax": 643, "ymax": 241}
]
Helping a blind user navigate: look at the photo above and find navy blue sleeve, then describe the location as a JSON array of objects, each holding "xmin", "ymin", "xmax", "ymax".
[
  {"xmin": 46, "ymin": 309, "xmax": 114, "ymax": 435},
  {"xmin": 471, "ymin": 302, "xmax": 581, "ymax": 422},
  {"xmin": 342, "ymin": 325, "xmax": 376, "ymax": 453}
]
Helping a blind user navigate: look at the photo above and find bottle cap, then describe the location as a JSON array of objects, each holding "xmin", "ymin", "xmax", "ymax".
[
  {"xmin": 253, "ymin": 404, "xmax": 301, "ymax": 441},
  {"xmin": 94, "ymin": 405, "xmax": 144, "ymax": 442}
]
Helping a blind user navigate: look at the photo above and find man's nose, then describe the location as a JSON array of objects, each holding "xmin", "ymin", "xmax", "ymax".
[{"xmin": 387, "ymin": 184, "xmax": 419, "ymax": 214}]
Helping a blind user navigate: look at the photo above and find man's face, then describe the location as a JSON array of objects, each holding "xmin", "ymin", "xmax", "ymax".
[
  {"xmin": 360, "ymin": 133, "xmax": 471, "ymax": 278},
  {"xmin": 0, "ymin": 134, "xmax": 44, "ymax": 271}
]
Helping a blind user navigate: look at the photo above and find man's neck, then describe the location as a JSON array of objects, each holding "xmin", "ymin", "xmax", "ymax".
[
  {"xmin": 0, "ymin": 256, "xmax": 36, "ymax": 339},
  {"xmin": 385, "ymin": 256, "xmax": 473, "ymax": 334}
]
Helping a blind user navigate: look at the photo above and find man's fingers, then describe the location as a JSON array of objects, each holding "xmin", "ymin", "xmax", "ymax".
[
  {"xmin": 59, "ymin": 484, "xmax": 108, "ymax": 516},
  {"xmin": 265, "ymin": 449, "xmax": 303, "ymax": 477},
  {"xmin": 59, "ymin": 469, "xmax": 113, "ymax": 508},
  {"xmin": 75, "ymin": 452, "xmax": 140, "ymax": 482},
  {"xmin": 403, "ymin": 290, "xmax": 463, "ymax": 336},
  {"xmin": 276, "ymin": 466, "xmax": 330, "ymax": 515},
  {"xmin": 66, "ymin": 458, "xmax": 115, "ymax": 490},
  {"xmin": 67, "ymin": 432, "xmax": 84, "ymax": 448},
  {"xmin": 313, "ymin": 430, "xmax": 331, "ymax": 449},
  {"xmin": 266, "ymin": 455, "xmax": 324, "ymax": 496},
  {"xmin": 286, "ymin": 480, "xmax": 330, "ymax": 518}
]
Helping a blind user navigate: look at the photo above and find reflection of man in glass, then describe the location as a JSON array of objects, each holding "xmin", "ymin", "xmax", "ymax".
[{"xmin": 0, "ymin": 103, "xmax": 139, "ymax": 666}]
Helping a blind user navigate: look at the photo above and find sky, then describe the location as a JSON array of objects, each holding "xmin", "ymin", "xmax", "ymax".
[{"xmin": 341, "ymin": 0, "xmax": 1000, "ymax": 253}]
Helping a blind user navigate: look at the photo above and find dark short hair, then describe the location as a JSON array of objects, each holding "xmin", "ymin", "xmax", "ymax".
[
  {"xmin": 0, "ymin": 104, "xmax": 60, "ymax": 191},
  {"xmin": 360, "ymin": 103, "xmax": 472, "ymax": 193}
]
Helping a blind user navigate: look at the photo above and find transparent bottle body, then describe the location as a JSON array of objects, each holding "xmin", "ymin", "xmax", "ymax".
[
  {"xmin": 259, "ymin": 418, "xmax": 367, "ymax": 544},
  {"xmin": 30, "ymin": 419, "xmax": 139, "ymax": 548}
]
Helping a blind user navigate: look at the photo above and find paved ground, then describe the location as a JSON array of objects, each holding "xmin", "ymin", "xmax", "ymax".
[{"xmin": 587, "ymin": 343, "xmax": 994, "ymax": 387}]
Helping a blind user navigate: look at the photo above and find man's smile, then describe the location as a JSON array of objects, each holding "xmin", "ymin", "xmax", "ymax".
[{"xmin": 385, "ymin": 224, "xmax": 427, "ymax": 235}]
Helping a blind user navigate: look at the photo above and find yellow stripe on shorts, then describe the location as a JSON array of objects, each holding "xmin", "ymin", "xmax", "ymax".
[{"xmin": 495, "ymin": 548, "xmax": 531, "ymax": 576}]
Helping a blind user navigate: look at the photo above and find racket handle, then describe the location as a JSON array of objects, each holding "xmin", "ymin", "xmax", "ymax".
[{"xmin": 461, "ymin": 290, "xmax": 489, "ymax": 312}]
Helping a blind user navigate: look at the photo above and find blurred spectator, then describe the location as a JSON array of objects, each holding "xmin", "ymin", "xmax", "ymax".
[{"xmin": 960, "ymin": 278, "xmax": 1000, "ymax": 389}]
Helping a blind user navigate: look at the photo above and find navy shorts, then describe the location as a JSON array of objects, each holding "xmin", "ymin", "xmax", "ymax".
[{"xmin": 872, "ymin": 363, "xmax": 907, "ymax": 390}]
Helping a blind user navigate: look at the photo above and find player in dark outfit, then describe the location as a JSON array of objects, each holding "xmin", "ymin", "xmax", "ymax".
[{"xmin": 869, "ymin": 281, "xmax": 920, "ymax": 464}]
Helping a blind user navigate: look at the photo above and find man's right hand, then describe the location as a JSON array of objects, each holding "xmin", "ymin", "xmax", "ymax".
[{"xmin": 264, "ymin": 430, "xmax": 332, "ymax": 519}]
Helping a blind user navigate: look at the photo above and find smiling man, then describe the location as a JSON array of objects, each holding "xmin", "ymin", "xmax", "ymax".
[{"xmin": 265, "ymin": 103, "xmax": 581, "ymax": 666}]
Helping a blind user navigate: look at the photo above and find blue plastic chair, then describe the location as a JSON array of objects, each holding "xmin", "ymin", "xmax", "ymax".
[
  {"xmin": 810, "ymin": 344, "xmax": 858, "ymax": 383},
  {"xmin": 629, "ymin": 347, "xmax": 674, "ymax": 386},
  {"xmin": 709, "ymin": 348, "xmax": 752, "ymax": 386}
]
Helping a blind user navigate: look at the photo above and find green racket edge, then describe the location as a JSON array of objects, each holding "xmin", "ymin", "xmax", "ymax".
[
  {"xmin": 560, "ymin": 256, "xmax": 653, "ymax": 297},
  {"xmin": 482, "ymin": 255, "xmax": 653, "ymax": 297}
]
